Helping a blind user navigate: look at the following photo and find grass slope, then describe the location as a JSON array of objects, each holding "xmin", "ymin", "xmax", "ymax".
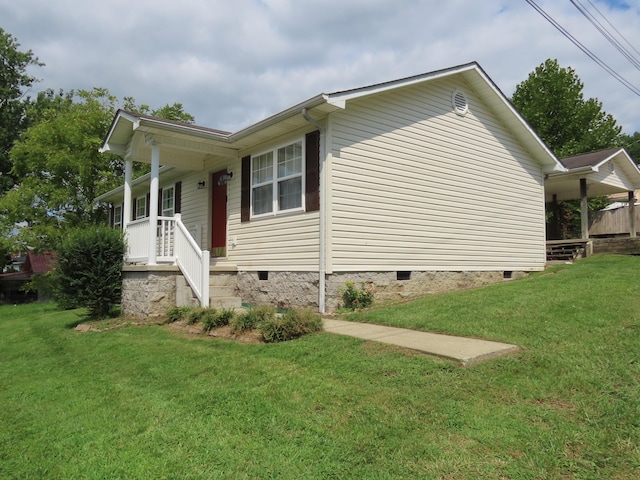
[{"xmin": 1, "ymin": 255, "xmax": 639, "ymax": 479}]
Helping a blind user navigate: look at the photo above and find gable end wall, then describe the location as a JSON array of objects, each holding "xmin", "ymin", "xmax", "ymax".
[{"xmin": 328, "ymin": 77, "xmax": 547, "ymax": 272}]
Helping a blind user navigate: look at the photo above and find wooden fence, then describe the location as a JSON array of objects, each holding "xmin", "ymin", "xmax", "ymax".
[{"xmin": 589, "ymin": 206, "xmax": 639, "ymax": 237}]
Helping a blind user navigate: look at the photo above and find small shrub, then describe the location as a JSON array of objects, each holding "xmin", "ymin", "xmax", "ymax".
[
  {"xmin": 259, "ymin": 309, "xmax": 322, "ymax": 343},
  {"xmin": 231, "ymin": 305, "xmax": 274, "ymax": 333},
  {"xmin": 165, "ymin": 305, "xmax": 192, "ymax": 323},
  {"xmin": 341, "ymin": 281, "xmax": 374, "ymax": 310},
  {"xmin": 186, "ymin": 307, "xmax": 208, "ymax": 325},
  {"xmin": 202, "ymin": 308, "xmax": 235, "ymax": 332}
]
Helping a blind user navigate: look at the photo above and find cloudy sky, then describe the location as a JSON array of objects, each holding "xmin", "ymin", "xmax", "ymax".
[{"xmin": 2, "ymin": 0, "xmax": 640, "ymax": 134}]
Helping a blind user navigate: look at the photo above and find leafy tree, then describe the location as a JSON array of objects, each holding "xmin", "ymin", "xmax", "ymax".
[
  {"xmin": 511, "ymin": 59, "xmax": 621, "ymax": 158},
  {"xmin": 0, "ymin": 88, "xmax": 122, "ymax": 251},
  {"xmin": 0, "ymin": 27, "xmax": 43, "ymax": 194},
  {"xmin": 619, "ymin": 131, "xmax": 640, "ymax": 163},
  {"xmin": 512, "ymin": 59, "xmax": 624, "ymax": 239},
  {"xmin": 0, "ymin": 85, "xmax": 197, "ymax": 251}
]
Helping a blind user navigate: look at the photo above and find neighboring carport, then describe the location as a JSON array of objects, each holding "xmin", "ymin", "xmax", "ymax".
[{"xmin": 545, "ymin": 148, "xmax": 640, "ymax": 240}]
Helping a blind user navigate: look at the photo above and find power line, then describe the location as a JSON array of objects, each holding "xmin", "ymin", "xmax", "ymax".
[
  {"xmin": 571, "ymin": 0, "xmax": 640, "ymax": 71},
  {"xmin": 524, "ymin": 0, "xmax": 640, "ymax": 97},
  {"xmin": 584, "ymin": 0, "xmax": 640, "ymax": 60}
]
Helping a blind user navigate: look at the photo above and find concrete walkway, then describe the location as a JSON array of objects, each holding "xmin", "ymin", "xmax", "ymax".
[{"xmin": 323, "ymin": 318, "xmax": 519, "ymax": 366}]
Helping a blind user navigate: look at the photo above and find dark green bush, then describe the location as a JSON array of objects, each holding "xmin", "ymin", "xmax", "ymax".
[
  {"xmin": 231, "ymin": 305, "xmax": 274, "ymax": 333},
  {"xmin": 341, "ymin": 281, "xmax": 374, "ymax": 310},
  {"xmin": 50, "ymin": 226, "xmax": 125, "ymax": 318},
  {"xmin": 259, "ymin": 309, "xmax": 322, "ymax": 343}
]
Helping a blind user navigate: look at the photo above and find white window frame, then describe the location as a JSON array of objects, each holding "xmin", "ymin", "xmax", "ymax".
[
  {"xmin": 113, "ymin": 204, "xmax": 123, "ymax": 229},
  {"xmin": 162, "ymin": 186, "xmax": 175, "ymax": 217},
  {"xmin": 135, "ymin": 195, "xmax": 147, "ymax": 220},
  {"xmin": 250, "ymin": 138, "xmax": 305, "ymax": 218}
]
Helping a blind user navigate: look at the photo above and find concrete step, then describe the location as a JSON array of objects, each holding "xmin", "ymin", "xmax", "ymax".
[
  {"xmin": 210, "ymin": 296, "xmax": 242, "ymax": 309},
  {"xmin": 209, "ymin": 274, "xmax": 235, "ymax": 287},
  {"xmin": 209, "ymin": 286, "xmax": 237, "ymax": 297}
]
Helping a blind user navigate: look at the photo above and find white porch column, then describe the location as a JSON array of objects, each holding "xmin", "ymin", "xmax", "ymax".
[
  {"xmin": 148, "ymin": 141, "xmax": 160, "ymax": 265},
  {"xmin": 123, "ymin": 157, "xmax": 133, "ymax": 229},
  {"xmin": 629, "ymin": 191, "xmax": 636, "ymax": 238}
]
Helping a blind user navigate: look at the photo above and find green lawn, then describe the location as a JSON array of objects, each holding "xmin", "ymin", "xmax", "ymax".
[{"xmin": 1, "ymin": 255, "xmax": 639, "ymax": 479}]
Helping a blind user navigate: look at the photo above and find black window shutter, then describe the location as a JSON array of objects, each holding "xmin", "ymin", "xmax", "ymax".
[
  {"xmin": 174, "ymin": 181, "xmax": 182, "ymax": 214},
  {"xmin": 157, "ymin": 188, "xmax": 163, "ymax": 216},
  {"xmin": 109, "ymin": 204, "xmax": 115, "ymax": 227},
  {"xmin": 146, "ymin": 193, "xmax": 150, "ymax": 217},
  {"xmin": 241, "ymin": 155, "xmax": 251, "ymax": 222},
  {"xmin": 305, "ymin": 130, "xmax": 320, "ymax": 212},
  {"xmin": 132, "ymin": 198, "xmax": 137, "ymax": 221}
]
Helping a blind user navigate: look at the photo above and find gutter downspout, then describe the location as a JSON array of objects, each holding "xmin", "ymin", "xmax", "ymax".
[{"xmin": 302, "ymin": 108, "xmax": 327, "ymax": 314}]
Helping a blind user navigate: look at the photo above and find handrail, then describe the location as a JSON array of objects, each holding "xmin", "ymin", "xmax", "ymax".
[
  {"xmin": 173, "ymin": 215, "xmax": 210, "ymax": 307},
  {"xmin": 124, "ymin": 214, "xmax": 210, "ymax": 307}
]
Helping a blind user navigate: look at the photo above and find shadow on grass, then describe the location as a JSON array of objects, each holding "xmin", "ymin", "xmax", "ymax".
[
  {"xmin": 65, "ymin": 317, "xmax": 86, "ymax": 329},
  {"xmin": 64, "ymin": 305, "xmax": 122, "ymax": 329}
]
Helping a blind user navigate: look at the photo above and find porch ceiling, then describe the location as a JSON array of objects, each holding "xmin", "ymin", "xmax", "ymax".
[{"xmin": 545, "ymin": 173, "xmax": 630, "ymax": 202}]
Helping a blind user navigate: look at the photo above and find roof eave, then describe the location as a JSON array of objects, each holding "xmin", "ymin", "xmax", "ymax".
[{"xmin": 228, "ymin": 94, "xmax": 329, "ymax": 142}]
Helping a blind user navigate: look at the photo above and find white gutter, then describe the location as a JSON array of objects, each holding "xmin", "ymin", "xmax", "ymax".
[{"xmin": 301, "ymin": 107, "xmax": 327, "ymax": 314}]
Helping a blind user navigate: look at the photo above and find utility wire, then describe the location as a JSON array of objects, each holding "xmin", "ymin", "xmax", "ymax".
[
  {"xmin": 585, "ymin": 0, "xmax": 640, "ymax": 60},
  {"xmin": 524, "ymin": 0, "xmax": 640, "ymax": 97},
  {"xmin": 570, "ymin": 0, "xmax": 640, "ymax": 71}
]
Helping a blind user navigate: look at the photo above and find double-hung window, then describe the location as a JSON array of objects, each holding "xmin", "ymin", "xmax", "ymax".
[
  {"xmin": 113, "ymin": 204, "xmax": 123, "ymax": 229},
  {"xmin": 135, "ymin": 195, "xmax": 147, "ymax": 220},
  {"xmin": 162, "ymin": 186, "xmax": 175, "ymax": 217},
  {"xmin": 251, "ymin": 140, "xmax": 304, "ymax": 217}
]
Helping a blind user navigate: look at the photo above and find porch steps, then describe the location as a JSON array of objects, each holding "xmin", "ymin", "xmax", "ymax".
[
  {"xmin": 176, "ymin": 274, "xmax": 242, "ymax": 309},
  {"xmin": 546, "ymin": 240, "xmax": 588, "ymax": 262},
  {"xmin": 209, "ymin": 285, "xmax": 242, "ymax": 309},
  {"xmin": 208, "ymin": 272, "xmax": 241, "ymax": 309}
]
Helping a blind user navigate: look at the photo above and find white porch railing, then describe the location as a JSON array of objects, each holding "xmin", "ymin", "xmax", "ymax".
[{"xmin": 124, "ymin": 214, "xmax": 209, "ymax": 307}]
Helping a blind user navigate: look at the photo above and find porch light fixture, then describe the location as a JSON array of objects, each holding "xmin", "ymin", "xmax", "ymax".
[
  {"xmin": 197, "ymin": 180, "xmax": 206, "ymax": 189},
  {"xmin": 217, "ymin": 172, "xmax": 234, "ymax": 186}
]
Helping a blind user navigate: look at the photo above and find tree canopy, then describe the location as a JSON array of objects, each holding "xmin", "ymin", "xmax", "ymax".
[
  {"xmin": 0, "ymin": 86, "xmax": 197, "ymax": 251},
  {"xmin": 0, "ymin": 88, "xmax": 122, "ymax": 251},
  {"xmin": 511, "ymin": 59, "xmax": 621, "ymax": 158},
  {"xmin": 511, "ymin": 59, "xmax": 628, "ymax": 239},
  {"xmin": 620, "ymin": 132, "xmax": 640, "ymax": 163},
  {"xmin": 0, "ymin": 27, "xmax": 43, "ymax": 194}
]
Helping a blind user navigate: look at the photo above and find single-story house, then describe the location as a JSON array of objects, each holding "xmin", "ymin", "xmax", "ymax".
[{"xmin": 97, "ymin": 61, "xmax": 567, "ymax": 316}]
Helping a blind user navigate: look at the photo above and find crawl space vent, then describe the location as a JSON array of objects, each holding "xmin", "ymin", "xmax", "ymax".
[{"xmin": 452, "ymin": 89, "xmax": 469, "ymax": 116}]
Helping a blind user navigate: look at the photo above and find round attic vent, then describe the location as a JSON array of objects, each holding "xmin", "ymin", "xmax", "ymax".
[{"xmin": 452, "ymin": 89, "xmax": 468, "ymax": 116}]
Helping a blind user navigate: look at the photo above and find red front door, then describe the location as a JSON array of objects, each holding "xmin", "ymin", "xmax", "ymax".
[{"xmin": 211, "ymin": 170, "xmax": 228, "ymax": 257}]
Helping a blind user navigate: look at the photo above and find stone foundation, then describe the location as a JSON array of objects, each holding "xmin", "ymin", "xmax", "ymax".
[
  {"xmin": 235, "ymin": 269, "xmax": 526, "ymax": 312},
  {"xmin": 324, "ymin": 270, "xmax": 527, "ymax": 312},
  {"xmin": 122, "ymin": 267, "xmax": 179, "ymax": 317},
  {"xmin": 237, "ymin": 271, "xmax": 319, "ymax": 310},
  {"xmin": 121, "ymin": 266, "xmax": 527, "ymax": 316}
]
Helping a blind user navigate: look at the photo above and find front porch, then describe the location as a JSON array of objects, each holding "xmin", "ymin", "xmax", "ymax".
[{"xmin": 124, "ymin": 214, "xmax": 213, "ymax": 308}]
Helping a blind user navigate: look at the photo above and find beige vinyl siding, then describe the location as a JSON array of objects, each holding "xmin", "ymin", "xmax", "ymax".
[
  {"xmin": 329, "ymin": 77, "xmax": 546, "ymax": 272},
  {"xmin": 225, "ymin": 150, "xmax": 320, "ymax": 271},
  {"xmin": 176, "ymin": 170, "xmax": 211, "ymax": 248},
  {"xmin": 589, "ymin": 166, "xmax": 634, "ymax": 192}
]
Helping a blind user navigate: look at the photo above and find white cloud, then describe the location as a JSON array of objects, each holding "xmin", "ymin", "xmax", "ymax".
[{"xmin": 1, "ymin": 0, "xmax": 639, "ymax": 133}]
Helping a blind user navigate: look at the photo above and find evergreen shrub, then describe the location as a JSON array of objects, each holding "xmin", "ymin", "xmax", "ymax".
[{"xmin": 51, "ymin": 226, "xmax": 125, "ymax": 318}]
